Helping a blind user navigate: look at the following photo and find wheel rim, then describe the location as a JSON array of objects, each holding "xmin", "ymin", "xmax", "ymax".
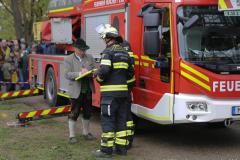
[{"xmin": 46, "ymin": 75, "xmax": 54, "ymax": 101}]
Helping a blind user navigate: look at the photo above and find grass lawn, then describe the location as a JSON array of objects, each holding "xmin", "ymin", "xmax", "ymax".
[{"xmin": 0, "ymin": 100, "xmax": 134, "ymax": 160}]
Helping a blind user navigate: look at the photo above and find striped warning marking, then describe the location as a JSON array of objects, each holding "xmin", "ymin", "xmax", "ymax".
[
  {"xmin": 0, "ymin": 89, "xmax": 39, "ymax": 99},
  {"xmin": 180, "ymin": 62, "xmax": 211, "ymax": 92},
  {"xmin": 18, "ymin": 105, "xmax": 71, "ymax": 121},
  {"xmin": 219, "ymin": 0, "xmax": 234, "ymax": 10}
]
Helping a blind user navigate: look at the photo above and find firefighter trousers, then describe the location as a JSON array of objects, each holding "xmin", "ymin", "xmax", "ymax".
[
  {"xmin": 100, "ymin": 96, "xmax": 129, "ymax": 155},
  {"xmin": 126, "ymin": 93, "xmax": 134, "ymax": 149}
]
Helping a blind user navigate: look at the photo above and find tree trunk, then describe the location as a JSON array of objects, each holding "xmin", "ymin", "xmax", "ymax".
[
  {"xmin": 1, "ymin": 0, "xmax": 49, "ymax": 43},
  {"xmin": 24, "ymin": 0, "xmax": 35, "ymax": 44},
  {"xmin": 24, "ymin": 19, "xmax": 34, "ymax": 44},
  {"xmin": 10, "ymin": 0, "xmax": 24, "ymax": 40}
]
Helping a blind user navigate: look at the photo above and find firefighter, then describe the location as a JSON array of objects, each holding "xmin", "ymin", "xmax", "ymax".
[
  {"xmin": 93, "ymin": 24, "xmax": 135, "ymax": 158},
  {"xmin": 64, "ymin": 38, "xmax": 96, "ymax": 144},
  {"xmin": 120, "ymin": 40, "xmax": 136, "ymax": 149}
]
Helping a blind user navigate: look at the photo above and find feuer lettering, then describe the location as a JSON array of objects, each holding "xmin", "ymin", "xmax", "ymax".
[{"xmin": 213, "ymin": 81, "xmax": 240, "ymax": 92}]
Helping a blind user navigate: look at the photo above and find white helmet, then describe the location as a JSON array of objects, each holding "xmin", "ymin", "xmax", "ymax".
[{"xmin": 95, "ymin": 24, "xmax": 119, "ymax": 39}]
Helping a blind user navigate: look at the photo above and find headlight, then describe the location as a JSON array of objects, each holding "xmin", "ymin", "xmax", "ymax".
[{"xmin": 187, "ymin": 102, "xmax": 208, "ymax": 112}]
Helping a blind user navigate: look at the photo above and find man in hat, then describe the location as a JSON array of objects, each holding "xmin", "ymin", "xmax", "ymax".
[{"xmin": 64, "ymin": 38, "xmax": 96, "ymax": 144}]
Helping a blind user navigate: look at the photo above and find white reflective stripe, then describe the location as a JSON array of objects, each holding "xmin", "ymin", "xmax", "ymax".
[
  {"xmin": 100, "ymin": 59, "xmax": 111, "ymax": 66},
  {"xmin": 126, "ymin": 121, "xmax": 134, "ymax": 127},
  {"xmin": 101, "ymin": 88, "xmax": 128, "ymax": 92},
  {"xmin": 102, "ymin": 132, "xmax": 115, "ymax": 138},
  {"xmin": 115, "ymin": 138, "xmax": 129, "ymax": 146},
  {"xmin": 127, "ymin": 76, "xmax": 136, "ymax": 84},
  {"xmin": 101, "ymin": 140, "xmax": 114, "ymax": 147},
  {"xmin": 126, "ymin": 130, "xmax": 134, "ymax": 136},
  {"xmin": 116, "ymin": 131, "xmax": 127, "ymax": 137},
  {"xmin": 108, "ymin": 105, "xmax": 111, "ymax": 116},
  {"xmin": 100, "ymin": 85, "xmax": 128, "ymax": 92},
  {"xmin": 113, "ymin": 62, "xmax": 129, "ymax": 69},
  {"xmin": 101, "ymin": 85, "xmax": 127, "ymax": 89}
]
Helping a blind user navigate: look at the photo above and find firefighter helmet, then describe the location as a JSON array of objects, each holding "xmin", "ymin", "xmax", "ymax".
[{"xmin": 95, "ymin": 24, "xmax": 119, "ymax": 39}]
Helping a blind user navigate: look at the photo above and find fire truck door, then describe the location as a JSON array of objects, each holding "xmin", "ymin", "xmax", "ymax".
[{"xmin": 137, "ymin": 3, "xmax": 173, "ymax": 115}]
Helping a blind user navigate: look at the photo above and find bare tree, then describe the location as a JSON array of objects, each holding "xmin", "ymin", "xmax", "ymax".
[{"xmin": 0, "ymin": 0, "xmax": 49, "ymax": 43}]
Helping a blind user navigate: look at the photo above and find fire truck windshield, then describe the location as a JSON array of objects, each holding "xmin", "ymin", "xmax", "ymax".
[{"xmin": 177, "ymin": 6, "xmax": 240, "ymax": 74}]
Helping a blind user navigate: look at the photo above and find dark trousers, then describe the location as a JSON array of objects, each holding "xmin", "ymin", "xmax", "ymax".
[
  {"xmin": 4, "ymin": 79, "xmax": 15, "ymax": 92},
  {"xmin": 18, "ymin": 69, "xmax": 30, "ymax": 90},
  {"xmin": 126, "ymin": 93, "xmax": 134, "ymax": 148},
  {"xmin": 23, "ymin": 69, "xmax": 30, "ymax": 89},
  {"xmin": 0, "ymin": 70, "xmax": 3, "ymax": 90},
  {"xmin": 68, "ymin": 92, "xmax": 92, "ymax": 121},
  {"xmin": 100, "ymin": 97, "xmax": 128, "ymax": 154}
]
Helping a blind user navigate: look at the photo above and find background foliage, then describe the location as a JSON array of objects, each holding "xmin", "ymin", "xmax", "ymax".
[{"xmin": 0, "ymin": 0, "xmax": 50, "ymax": 42}]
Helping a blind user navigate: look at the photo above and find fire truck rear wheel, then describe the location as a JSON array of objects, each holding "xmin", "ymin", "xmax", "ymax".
[{"xmin": 45, "ymin": 67, "xmax": 60, "ymax": 107}]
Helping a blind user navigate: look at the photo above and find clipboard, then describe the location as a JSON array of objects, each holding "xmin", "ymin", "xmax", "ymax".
[{"xmin": 75, "ymin": 69, "xmax": 97, "ymax": 81}]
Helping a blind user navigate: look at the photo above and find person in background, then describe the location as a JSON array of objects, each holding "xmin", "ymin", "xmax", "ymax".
[
  {"xmin": 16, "ymin": 41, "xmax": 24, "ymax": 90},
  {"xmin": 1, "ymin": 40, "xmax": 11, "ymax": 60},
  {"xmin": 46, "ymin": 43, "xmax": 56, "ymax": 55},
  {"xmin": 31, "ymin": 42, "xmax": 37, "ymax": 54},
  {"xmin": 37, "ymin": 40, "xmax": 46, "ymax": 54},
  {"xmin": 10, "ymin": 51, "xmax": 18, "ymax": 91},
  {"xmin": 120, "ymin": 40, "xmax": 136, "ymax": 150},
  {"xmin": 8, "ymin": 41, "xmax": 15, "ymax": 53},
  {"xmin": 2, "ymin": 56, "xmax": 15, "ymax": 92},
  {"xmin": 19, "ymin": 42, "xmax": 30, "ymax": 89},
  {"xmin": 0, "ymin": 39, "xmax": 4, "ymax": 91}
]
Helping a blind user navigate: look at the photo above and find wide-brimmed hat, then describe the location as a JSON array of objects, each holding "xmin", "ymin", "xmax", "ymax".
[{"xmin": 73, "ymin": 38, "xmax": 90, "ymax": 51}]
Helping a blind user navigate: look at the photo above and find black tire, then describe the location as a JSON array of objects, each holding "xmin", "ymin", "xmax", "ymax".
[
  {"xmin": 207, "ymin": 121, "xmax": 232, "ymax": 128},
  {"xmin": 45, "ymin": 67, "xmax": 60, "ymax": 107}
]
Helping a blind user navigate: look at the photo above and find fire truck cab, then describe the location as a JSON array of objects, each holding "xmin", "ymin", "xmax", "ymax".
[{"xmin": 30, "ymin": 0, "xmax": 240, "ymax": 126}]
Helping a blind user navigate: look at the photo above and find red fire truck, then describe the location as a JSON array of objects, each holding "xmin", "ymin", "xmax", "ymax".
[{"xmin": 30, "ymin": 0, "xmax": 240, "ymax": 126}]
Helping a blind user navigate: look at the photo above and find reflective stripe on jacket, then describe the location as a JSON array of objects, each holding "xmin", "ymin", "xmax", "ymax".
[{"xmin": 97, "ymin": 43, "xmax": 134, "ymax": 97}]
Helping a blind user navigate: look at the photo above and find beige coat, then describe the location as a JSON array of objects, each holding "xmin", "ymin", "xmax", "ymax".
[{"xmin": 64, "ymin": 53, "xmax": 96, "ymax": 99}]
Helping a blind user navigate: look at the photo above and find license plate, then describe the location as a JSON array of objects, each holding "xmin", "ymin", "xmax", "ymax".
[{"xmin": 232, "ymin": 106, "xmax": 240, "ymax": 116}]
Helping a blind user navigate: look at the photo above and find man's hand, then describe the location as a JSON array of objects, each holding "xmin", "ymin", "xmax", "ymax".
[
  {"xmin": 92, "ymin": 69, "xmax": 99, "ymax": 78},
  {"xmin": 80, "ymin": 68, "xmax": 89, "ymax": 74}
]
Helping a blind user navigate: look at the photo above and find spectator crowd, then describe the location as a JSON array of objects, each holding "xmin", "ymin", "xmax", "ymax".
[{"xmin": 0, "ymin": 38, "xmax": 31, "ymax": 92}]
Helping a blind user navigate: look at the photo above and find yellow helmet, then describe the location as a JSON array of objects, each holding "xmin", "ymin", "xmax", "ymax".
[{"xmin": 95, "ymin": 24, "xmax": 119, "ymax": 39}]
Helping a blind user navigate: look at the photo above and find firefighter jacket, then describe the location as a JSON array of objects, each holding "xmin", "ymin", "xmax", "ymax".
[
  {"xmin": 121, "ymin": 40, "xmax": 136, "ymax": 90},
  {"xmin": 96, "ymin": 42, "xmax": 134, "ymax": 97}
]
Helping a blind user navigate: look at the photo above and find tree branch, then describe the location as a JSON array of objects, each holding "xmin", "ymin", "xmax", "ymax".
[{"xmin": 0, "ymin": 0, "xmax": 13, "ymax": 15}]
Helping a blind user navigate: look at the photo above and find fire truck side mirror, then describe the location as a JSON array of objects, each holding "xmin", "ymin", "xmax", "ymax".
[
  {"xmin": 143, "ymin": 13, "xmax": 161, "ymax": 55},
  {"xmin": 144, "ymin": 31, "xmax": 160, "ymax": 55}
]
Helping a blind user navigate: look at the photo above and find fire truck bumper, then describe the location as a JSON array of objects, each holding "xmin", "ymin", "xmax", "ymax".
[
  {"xmin": 131, "ymin": 93, "xmax": 174, "ymax": 125},
  {"xmin": 174, "ymin": 94, "xmax": 240, "ymax": 123}
]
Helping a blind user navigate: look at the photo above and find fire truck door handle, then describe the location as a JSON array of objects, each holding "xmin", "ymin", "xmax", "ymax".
[{"xmin": 139, "ymin": 79, "xmax": 145, "ymax": 88}]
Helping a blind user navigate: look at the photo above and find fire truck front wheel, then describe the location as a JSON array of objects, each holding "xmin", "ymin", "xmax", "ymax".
[
  {"xmin": 207, "ymin": 120, "xmax": 233, "ymax": 128},
  {"xmin": 45, "ymin": 67, "xmax": 60, "ymax": 107}
]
